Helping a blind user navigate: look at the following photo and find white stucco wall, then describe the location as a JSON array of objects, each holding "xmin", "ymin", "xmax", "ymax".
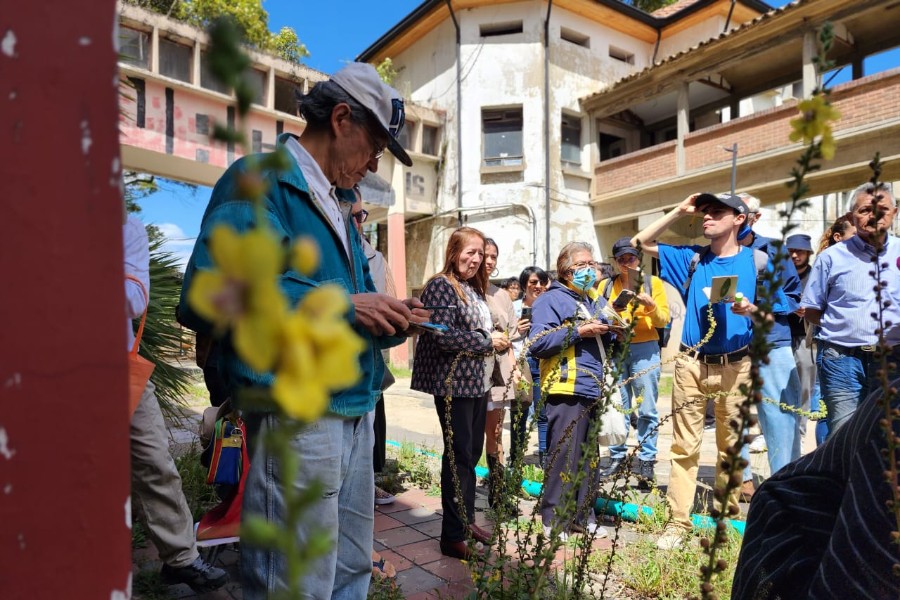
[
  {"xmin": 385, "ymin": 2, "xmax": 659, "ymax": 281},
  {"xmin": 657, "ymin": 16, "xmax": 728, "ymax": 60}
]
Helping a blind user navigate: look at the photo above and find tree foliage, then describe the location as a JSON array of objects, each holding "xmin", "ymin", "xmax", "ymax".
[
  {"xmin": 127, "ymin": 0, "xmax": 309, "ymax": 63},
  {"xmin": 376, "ymin": 58, "xmax": 398, "ymax": 86},
  {"xmin": 621, "ymin": 0, "xmax": 679, "ymax": 13}
]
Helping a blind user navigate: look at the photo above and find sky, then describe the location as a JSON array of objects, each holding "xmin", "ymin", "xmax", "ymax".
[{"xmin": 136, "ymin": 0, "xmax": 899, "ymax": 270}]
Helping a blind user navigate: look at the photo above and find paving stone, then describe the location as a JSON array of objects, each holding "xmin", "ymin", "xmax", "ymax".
[
  {"xmin": 421, "ymin": 556, "xmax": 473, "ymax": 583},
  {"xmin": 410, "ymin": 518, "xmax": 443, "ymax": 538},
  {"xmin": 391, "ymin": 506, "xmax": 442, "ymax": 526},
  {"xmin": 393, "ymin": 564, "xmax": 446, "ymax": 596},
  {"xmin": 378, "ymin": 548, "xmax": 413, "ymax": 572},
  {"xmin": 393, "ymin": 538, "xmax": 445, "ymax": 565},
  {"xmin": 375, "ymin": 525, "xmax": 429, "ymax": 548},
  {"xmin": 374, "ymin": 512, "xmax": 404, "ymax": 532}
]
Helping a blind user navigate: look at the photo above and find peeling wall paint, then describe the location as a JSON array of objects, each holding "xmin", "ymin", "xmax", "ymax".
[
  {"xmin": 0, "ymin": 427, "xmax": 16, "ymax": 460},
  {"xmin": 1, "ymin": 30, "xmax": 16, "ymax": 57},
  {"xmin": 81, "ymin": 119, "xmax": 93, "ymax": 155}
]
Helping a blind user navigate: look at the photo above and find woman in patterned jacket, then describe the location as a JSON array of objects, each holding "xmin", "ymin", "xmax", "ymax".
[{"xmin": 411, "ymin": 227, "xmax": 509, "ymax": 560}]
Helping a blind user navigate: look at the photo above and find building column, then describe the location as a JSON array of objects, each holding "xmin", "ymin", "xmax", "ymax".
[
  {"xmin": 852, "ymin": 56, "xmax": 864, "ymax": 80},
  {"xmin": 2, "ymin": 1, "xmax": 132, "ymax": 597},
  {"xmin": 676, "ymin": 82, "xmax": 689, "ymax": 176},
  {"xmin": 388, "ymin": 161, "xmax": 410, "ymax": 367},
  {"xmin": 192, "ymin": 39, "xmax": 201, "ymax": 86},
  {"xmin": 151, "ymin": 26, "xmax": 160, "ymax": 73},
  {"xmin": 266, "ymin": 66, "xmax": 275, "ymax": 110},
  {"xmin": 802, "ymin": 30, "xmax": 818, "ymax": 97}
]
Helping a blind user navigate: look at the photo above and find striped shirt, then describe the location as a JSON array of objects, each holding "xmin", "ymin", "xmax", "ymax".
[
  {"xmin": 800, "ymin": 234, "xmax": 900, "ymax": 347},
  {"xmin": 732, "ymin": 378, "xmax": 900, "ymax": 599}
]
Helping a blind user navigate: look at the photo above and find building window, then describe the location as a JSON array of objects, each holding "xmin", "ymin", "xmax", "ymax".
[
  {"xmin": 246, "ymin": 69, "xmax": 267, "ymax": 106},
  {"xmin": 480, "ymin": 21, "xmax": 523, "ymax": 38},
  {"xmin": 483, "ymin": 108, "xmax": 523, "ymax": 166},
  {"xmin": 560, "ymin": 27, "xmax": 589, "ymax": 48},
  {"xmin": 609, "ymin": 45, "xmax": 635, "ymax": 65},
  {"xmin": 397, "ymin": 120, "xmax": 415, "ymax": 151},
  {"xmin": 119, "ymin": 27, "xmax": 150, "ymax": 69},
  {"xmin": 200, "ymin": 51, "xmax": 231, "ymax": 95},
  {"xmin": 422, "ymin": 125, "xmax": 439, "ymax": 156},
  {"xmin": 159, "ymin": 38, "xmax": 192, "ymax": 83},
  {"xmin": 561, "ymin": 114, "xmax": 582, "ymax": 165},
  {"xmin": 274, "ymin": 77, "xmax": 303, "ymax": 115}
]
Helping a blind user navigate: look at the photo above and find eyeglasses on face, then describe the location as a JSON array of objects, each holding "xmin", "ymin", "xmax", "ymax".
[
  {"xmin": 571, "ymin": 261, "xmax": 598, "ymax": 270},
  {"xmin": 352, "ymin": 209, "xmax": 369, "ymax": 224},
  {"xmin": 361, "ymin": 123, "xmax": 386, "ymax": 160}
]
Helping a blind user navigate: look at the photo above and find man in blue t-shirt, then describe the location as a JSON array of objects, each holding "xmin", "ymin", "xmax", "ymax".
[
  {"xmin": 738, "ymin": 194, "xmax": 802, "ymax": 477},
  {"xmin": 633, "ymin": 192, "xmax": 763, "ymax": 550}
]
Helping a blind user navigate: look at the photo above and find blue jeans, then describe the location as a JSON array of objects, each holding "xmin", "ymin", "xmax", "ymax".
[
  {"xmin": 817, "ymin": 343, "xmax": 872, "ymax": 435},
  {"xmin": 756, "ymin": 345, "xmax": 802, "ymax": 474},
  {"xmin": 241, "ymin": 413, "xmax": 374, "ymax": 600},
  {"xmin": 608, "ymin": 341, "xmax": 660, "ymax": 462},
  {"xmin": 810, "ymin": 377, "xmax": 828, "ymax": 445},
  {"xmin": 528, "ymin": 355, "xmax": 547, "ymax": 456}
]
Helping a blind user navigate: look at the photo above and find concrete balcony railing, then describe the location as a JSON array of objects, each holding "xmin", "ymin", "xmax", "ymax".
[{"xmin": 592, "ymin": 67, "xmax": 900, "ymax": 224}]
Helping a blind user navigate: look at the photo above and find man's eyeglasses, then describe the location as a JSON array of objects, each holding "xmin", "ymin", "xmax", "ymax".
[
  {"xmin": 571, "ymin": 261, "xmax": 598, "ymax": 270},
  {"xmin": 361, "ymin": 123, "xmax": 386, "ymax": 160},
  {"xmin": 352, "ymin": 209, "xmax": 369, "ymax": 224}
]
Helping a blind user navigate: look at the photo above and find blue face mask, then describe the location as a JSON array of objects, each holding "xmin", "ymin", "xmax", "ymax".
[
  {"xmin": 571, "ymin": 267, "xmax": 597, "ymax": 291},
  {"xmin": 737, "ymin": 223, "xmax": 753, "ymax": 241}
]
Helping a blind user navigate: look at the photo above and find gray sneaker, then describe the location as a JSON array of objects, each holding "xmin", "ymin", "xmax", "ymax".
[{"xmin": 161, "ymin": 557, "xmax": 228, "ymax": 592}]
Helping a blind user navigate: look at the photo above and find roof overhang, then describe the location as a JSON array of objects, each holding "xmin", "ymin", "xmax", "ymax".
[
  {"xmin": 581, "ymin": 0, "xmax": 900, "ymax": 123},
  {"xmin": 357, "ymin": 0, "xmax": 770, "ymax": 64}
]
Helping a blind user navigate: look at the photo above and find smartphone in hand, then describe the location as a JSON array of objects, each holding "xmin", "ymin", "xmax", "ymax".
[
  {"xmin": 521, "ymin": 306, "xmax": 532, "ymax": 319},
  {"xmin": 612, "ymin": 289, "xmax": 635, "ymax": 310}
]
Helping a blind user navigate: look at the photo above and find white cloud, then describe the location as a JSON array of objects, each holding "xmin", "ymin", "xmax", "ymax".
[{"xmin": 154, "ymin": 222, "xmax": 196, "ymax": 272}]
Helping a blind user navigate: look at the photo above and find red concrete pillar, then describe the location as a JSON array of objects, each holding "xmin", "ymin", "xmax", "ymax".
[{"xmin": 0, "ymin": 2, "xmax": 132, "ymax": 598}]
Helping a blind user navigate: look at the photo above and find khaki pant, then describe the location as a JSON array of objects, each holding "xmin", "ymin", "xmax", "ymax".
[
  {"xmin": 131, "ymin": 381, "xmax": 198, "ymax": 567},
  {"xmin": 667, "ymin": 355, "xmax": 751, "ymax": 530}
]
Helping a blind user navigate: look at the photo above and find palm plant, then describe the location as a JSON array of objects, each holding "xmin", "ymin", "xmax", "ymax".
[{"xmin": 137, "ymin": 238, "xmax": 194, "ymax": 419}]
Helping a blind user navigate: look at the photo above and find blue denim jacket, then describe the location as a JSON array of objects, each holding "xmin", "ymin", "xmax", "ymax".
[{"xmin": 178, "ymin": 135, "xmax": 401, "ymax": 417}]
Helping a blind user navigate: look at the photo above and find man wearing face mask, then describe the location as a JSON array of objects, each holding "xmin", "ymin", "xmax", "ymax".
[
  {"xmin": 528, "ymin": 242, "xmax": 611, "ymax": 540},
  {"xmin": 633, "ymin": 192, "xmax": 772, "ymax": 550}
]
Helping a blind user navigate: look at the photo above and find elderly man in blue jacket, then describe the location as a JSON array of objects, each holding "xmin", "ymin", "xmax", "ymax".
[{"xmin": 179, "ymin": 63, "xmax": 429, "ymax": 599}]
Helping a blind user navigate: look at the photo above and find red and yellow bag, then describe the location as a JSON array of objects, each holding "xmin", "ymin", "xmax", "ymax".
[{"xmin": 206, "ymin": 417, "xmax": 245, "ymax": 486}]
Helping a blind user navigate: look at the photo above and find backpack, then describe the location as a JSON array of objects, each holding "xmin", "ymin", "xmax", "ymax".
[
  {"xmin": 600, "ymin": 274, "xmax": 671, "ymax": 349},
  {"xmin": 682, "ymin": 246, "xmax": 769, "ymax": 296}
]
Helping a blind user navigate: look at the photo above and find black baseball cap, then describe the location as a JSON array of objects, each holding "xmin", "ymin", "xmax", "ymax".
[
  {"xmin": 694, "ymin": 192, "xmax": 749, "ymax": 216},
  {"xmin": 611, "ymin": 237, "xmax": 639, "ymax": 259}
]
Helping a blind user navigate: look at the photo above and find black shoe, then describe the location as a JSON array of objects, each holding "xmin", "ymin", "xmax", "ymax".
[
  {"xmin": 704, "ymin": 421, "xmax": 716, "ymax": 431},
  {"xmin": 598, "ymin": 458, "xmax": 624, "ymax": 479},
  {"xmin": 161, "ymin": 557, "xmax": 228, "ymax": 592},
  {"xmin": 637, "ymin": 460, "xmax": 656, "ymax": 491}
]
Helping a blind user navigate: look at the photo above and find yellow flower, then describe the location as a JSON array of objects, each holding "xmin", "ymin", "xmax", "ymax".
[
  {"xmin": 291, "ymin": 237, "xmax": 320, "ymax": 276},
  {"xmin": 789, "ymin": 94, "xmax": 840, "ymax": 157},
  {"xmin": 187, "ymin": 225, "xmax": 287, "ymax": 373},
  {"xmin": 271, "ymin": 285, "xmax": 365, "ymax": 420}
]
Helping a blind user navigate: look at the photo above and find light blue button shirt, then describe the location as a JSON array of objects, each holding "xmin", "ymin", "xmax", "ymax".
[{"xmin": 800, "ymin": 234, "xmax": 900, "ymax": 346}]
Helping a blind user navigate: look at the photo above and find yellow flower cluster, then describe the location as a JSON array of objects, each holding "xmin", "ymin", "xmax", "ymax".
[
  {"xmin": 789, "ymin": 94, "xmax": 840, "ymax": 160},
  {"xmin": 188, "ymin": 224, "xmax": 364, "ymax": 421}
]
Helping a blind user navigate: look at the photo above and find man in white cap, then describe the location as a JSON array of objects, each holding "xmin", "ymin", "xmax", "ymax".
[{"xmin": 179, "ymin": 62, "xmax": 429, "ymax": 598}]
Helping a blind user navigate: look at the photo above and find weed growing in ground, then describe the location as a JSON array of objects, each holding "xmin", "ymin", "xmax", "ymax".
[{"xmin": 173, "ymin": 444, "xmax": 221, "ymax": 521}]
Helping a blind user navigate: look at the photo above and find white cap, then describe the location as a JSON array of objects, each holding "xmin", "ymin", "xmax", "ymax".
[{"xmin": 330, "ymin": 63, "xmax": 412, "ymax": 166}]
